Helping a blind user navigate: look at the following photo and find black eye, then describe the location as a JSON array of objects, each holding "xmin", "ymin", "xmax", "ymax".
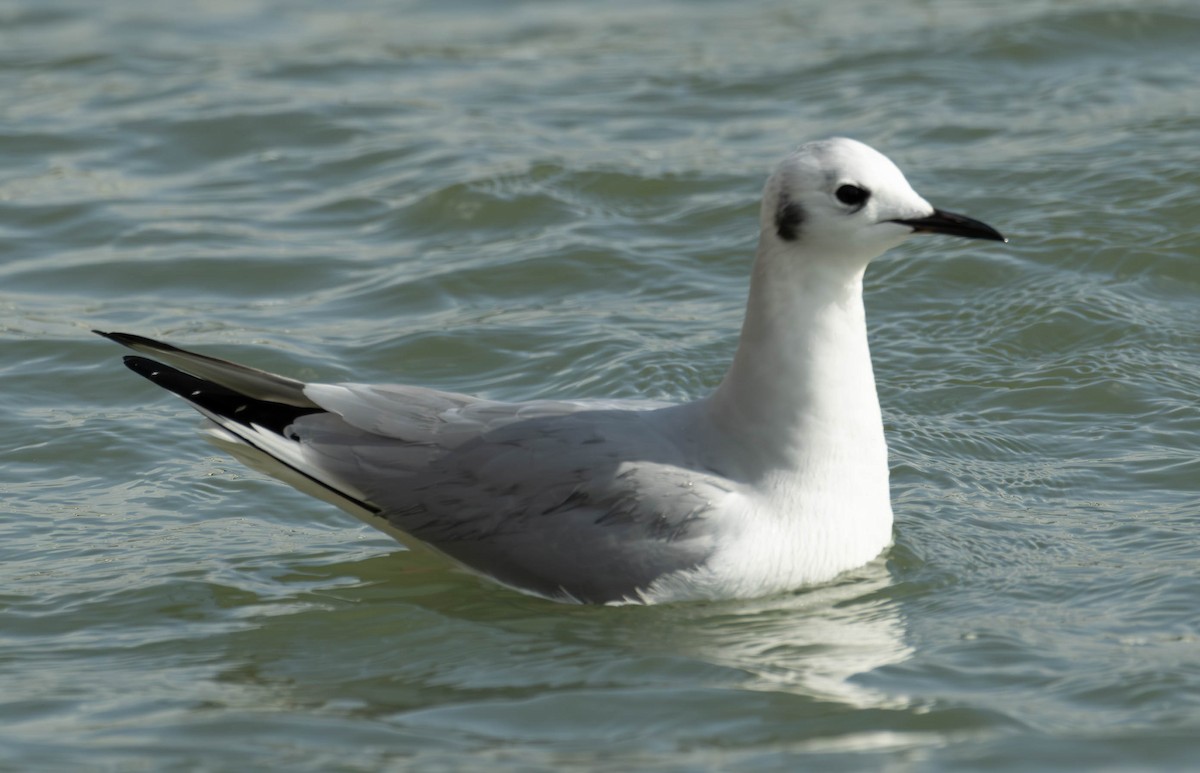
[{"xmin": 835, "ymin": 184, "xmax": 870, "ymax": 207}]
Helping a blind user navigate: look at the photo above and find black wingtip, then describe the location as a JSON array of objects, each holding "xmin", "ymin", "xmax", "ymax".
[
  {"xmin": 122, "ymin": 355, "xmax": 195, "ymax": 397},
  {"xmin": 122, "ymin": 356, "xmax": 321, "ymax": 435}
]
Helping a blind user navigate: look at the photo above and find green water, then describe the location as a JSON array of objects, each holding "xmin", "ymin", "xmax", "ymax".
[{"xmin": 4, "ymin": 0, "xmax": 1200, "ymax": 769}]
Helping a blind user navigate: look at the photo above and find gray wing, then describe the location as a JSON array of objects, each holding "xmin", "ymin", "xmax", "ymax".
[
  {"xmin": 98, "ymin": 331, "xmax": 728, "ymax": 604},
  {"xmin": 295, "ymin": 387, "xmax": 729, "ymax": 603}
]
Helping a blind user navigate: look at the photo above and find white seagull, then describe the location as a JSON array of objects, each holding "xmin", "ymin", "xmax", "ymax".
[{"xmin": 97, "ymin": 138, "xmax": 1004, "ymax": 604}]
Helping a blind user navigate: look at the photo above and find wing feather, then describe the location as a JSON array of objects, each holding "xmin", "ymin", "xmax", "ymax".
[{"xmin": 100, "ymin": 331, "xmax": 729, "ymax": 603}]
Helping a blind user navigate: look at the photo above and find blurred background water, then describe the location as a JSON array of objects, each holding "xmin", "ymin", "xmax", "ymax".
[{"xmin": 3, "ymin": 0, "xmax": 1199, "ymax": 770}]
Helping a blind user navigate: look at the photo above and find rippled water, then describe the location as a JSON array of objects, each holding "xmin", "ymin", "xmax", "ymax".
[{"xmin": 4, "ymin": 0, "xmax": 1200, "ymax": 769}]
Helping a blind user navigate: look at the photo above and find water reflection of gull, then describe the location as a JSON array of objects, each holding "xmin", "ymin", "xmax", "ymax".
[{"xmin": 647, "ymin": 560, "xmax": 912, "ymax": 709}]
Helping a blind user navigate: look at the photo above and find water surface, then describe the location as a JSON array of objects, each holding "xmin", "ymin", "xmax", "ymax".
[{"xmin": 3, "ymin": 1, "xmax": 1200, "ymax": 770}]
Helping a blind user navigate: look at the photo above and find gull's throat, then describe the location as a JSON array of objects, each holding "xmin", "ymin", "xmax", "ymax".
[{"xmin": 707, "ymin": 245, "xmax": 888, "ymax": 492}]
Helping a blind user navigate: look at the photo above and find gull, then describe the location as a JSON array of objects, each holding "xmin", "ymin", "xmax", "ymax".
[{"xmin": 96, "ymin": 138, "xmax": 1004, "ymax": 605}]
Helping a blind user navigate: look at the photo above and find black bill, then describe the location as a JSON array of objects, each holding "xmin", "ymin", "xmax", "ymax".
[{"xmin": 890, "ymin": 209, "xmax": 1006, "ymax": 242}]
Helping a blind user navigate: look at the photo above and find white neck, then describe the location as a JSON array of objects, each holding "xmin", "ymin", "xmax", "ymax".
[{"xmin": 706, "ymin": 236, "xmax": 889, "ymax": 496}]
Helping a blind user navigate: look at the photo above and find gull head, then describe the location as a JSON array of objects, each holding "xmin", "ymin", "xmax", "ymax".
[{"xmin": 760, "ymin": 137, "xmax": 1005, "ymax": 270}]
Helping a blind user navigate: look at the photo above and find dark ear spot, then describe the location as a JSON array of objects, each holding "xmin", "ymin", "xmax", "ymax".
[{"xmin": 775, "ymin": 191, "xmax": 805, "ymax": 242}]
